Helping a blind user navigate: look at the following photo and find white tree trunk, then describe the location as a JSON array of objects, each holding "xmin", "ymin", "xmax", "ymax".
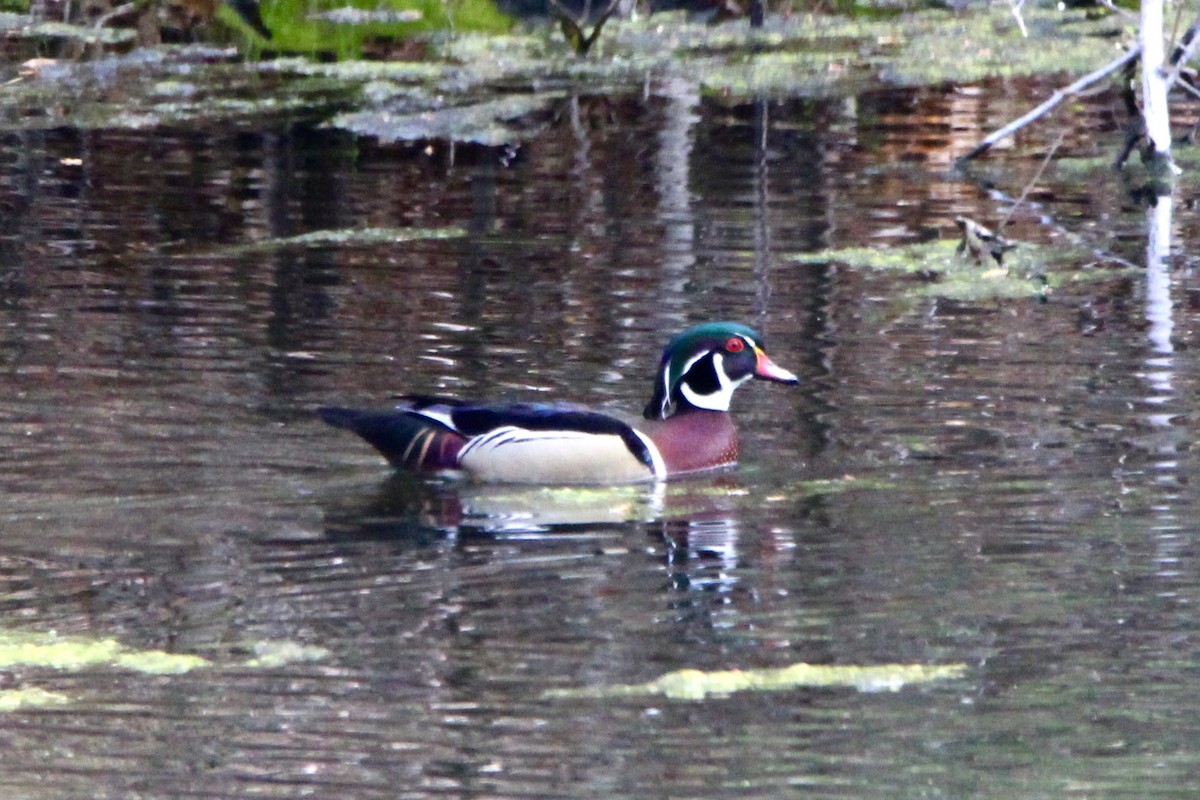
[{"xmin": 1141, "ymin": 0, "xmax": 1173, "ymax": 160}]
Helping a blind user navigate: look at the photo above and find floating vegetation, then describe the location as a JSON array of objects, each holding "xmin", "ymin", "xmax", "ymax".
[
  {"xmin": 333, "ymin": 92, "xmax": 565, "ymax": 145},
  {"xmin": 238, "ymin": 225, "xmax": 467, "ymax": 251},
  {"xmin": 546, "ymin": 661, "xmax": 968, "ymax": 701},
  {"xmin": 0, "ymin": 687, "xmax": 71, "ymax": 711},
  {"xmin": 792, "ymin": 236, "xmax": 1130, "ymax": 303},
  {"xmin": 0, "ymin": 630, "xmax": 331, "ymax": 711},
  {"xmin": 243, "ymin": 640, "xmax": 332, "ymax": 667},
  {"xmin": 0, "ymin": 631, "xmax": 209, "ymax": 674}
]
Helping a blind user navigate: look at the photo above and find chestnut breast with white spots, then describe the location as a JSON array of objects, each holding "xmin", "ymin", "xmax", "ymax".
[{"xmin": 639, "ymin": 411, "xmax": 739, "ymax": 476}]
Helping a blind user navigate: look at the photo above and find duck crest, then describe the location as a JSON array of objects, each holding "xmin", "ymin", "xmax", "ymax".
[{"xmin": 644, "ymin": 321, "xmax": 769, "ymax": 420}]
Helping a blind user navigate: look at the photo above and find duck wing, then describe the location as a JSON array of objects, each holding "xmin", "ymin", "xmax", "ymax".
[{"xmin": 320, "ymin": 400, "xmax": 661, "ymax": 483}]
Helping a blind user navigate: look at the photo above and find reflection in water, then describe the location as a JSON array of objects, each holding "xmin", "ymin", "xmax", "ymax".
[
  {"xmin": 4, "ymin": 81, "xmax": 1200, "ymax": 798},
  {"xmin": 1140, "ymin": 183, "xmax": 1186, "ymax": 610}
]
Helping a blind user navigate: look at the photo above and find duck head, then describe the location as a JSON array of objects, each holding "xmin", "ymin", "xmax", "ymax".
[{"xmin": 643, "ymin": 322, "xmax": 798, "ymax": 421}]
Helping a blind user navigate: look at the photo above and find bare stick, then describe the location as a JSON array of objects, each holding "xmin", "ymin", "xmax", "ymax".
[
  {"xmin": 1010, "ymin": 0, "xmax": 1028, "ymax": 39},
  {"xmin": 958, "ymin": 44, "xmax": 1140, "ymax": 163},
  {"xmin": 1097, "ymin": 0, "xmax": 1136, "ymax": 21},
  {"xmin": 93, "ymin": 0, "xmax": 136, "ymax": 27},
  {"xmin": 1164, "ymin": 13, "xmax": 1200, "ymax": 88},
  {"xmin": 997, "ymin": 129, "xmax": 1066, "ymax": 230}
]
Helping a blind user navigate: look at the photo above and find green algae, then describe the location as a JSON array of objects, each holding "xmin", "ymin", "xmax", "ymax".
[
  {"xmin": 0, "ymin": 630, "xmax": 331, "ymax": 711},
  {"xmin": 0, "ymin": 631, "xmax": 210, "ymax": 673},
  {"xmin": 545, "ymin": 661, "xmax": 968, "ymax": 701},
  {"xmin": 0, "ymin": 687, "xmax": 71, "ymax": 711}
]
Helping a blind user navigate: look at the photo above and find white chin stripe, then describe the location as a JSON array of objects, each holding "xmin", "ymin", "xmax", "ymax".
[{"xmin": 679, "ymin": 352, "xmax": 749, "ymax": 412}]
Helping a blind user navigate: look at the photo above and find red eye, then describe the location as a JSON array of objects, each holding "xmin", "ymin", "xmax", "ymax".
[{"xmin": 726, "ymin": 337, "xmax": 745, "ymax": 353}]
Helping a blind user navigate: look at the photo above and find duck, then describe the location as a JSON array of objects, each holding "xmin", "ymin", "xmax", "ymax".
[{"xmin": 318, "ymin": 321, "xmax": 798, "ymax": 485}]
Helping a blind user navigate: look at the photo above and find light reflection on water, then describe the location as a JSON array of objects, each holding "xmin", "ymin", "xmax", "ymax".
[{"xmin": 1, "ymin": 83, "xmax": 1200, "ymax": 797}]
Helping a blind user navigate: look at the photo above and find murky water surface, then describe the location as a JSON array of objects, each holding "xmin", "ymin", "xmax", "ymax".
[{"xmin": 3, "ymin": 78, "xmax": 1200, "ymax": 797}]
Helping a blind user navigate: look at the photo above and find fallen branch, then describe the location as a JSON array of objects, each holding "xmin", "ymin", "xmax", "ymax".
[
  {"xmin": 92, "ymin": 1, "xmax": 137, "ymax": 28},
  {"xmin": 957, "ymin": 44, "xmax": 1140, "ymax": 163}
]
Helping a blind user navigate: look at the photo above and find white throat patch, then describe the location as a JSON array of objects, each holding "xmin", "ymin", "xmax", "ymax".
[{"xmin": 679, "ymin": 352, "xmax": 749, "ymax": 412}]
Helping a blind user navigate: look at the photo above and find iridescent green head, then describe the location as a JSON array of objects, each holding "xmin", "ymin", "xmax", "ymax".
[{"xmin": 643, "ymin": 322, "xmax": 798, "ymax": 421}]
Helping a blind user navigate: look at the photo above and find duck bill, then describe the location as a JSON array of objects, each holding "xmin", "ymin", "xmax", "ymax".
[{"xmin": 753, "ymin": 348, "xmax": 799, "ymax": 383}]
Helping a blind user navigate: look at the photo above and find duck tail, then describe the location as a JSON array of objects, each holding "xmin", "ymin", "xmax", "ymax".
[{"xmin": 317, "ymin": 407, "xmax": 464, "ymax": 472}]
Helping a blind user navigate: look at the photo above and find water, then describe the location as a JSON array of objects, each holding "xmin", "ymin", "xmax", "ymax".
[{"xmin": 3, "ymin": 79, "xmax": 1200, "ymax": 797}]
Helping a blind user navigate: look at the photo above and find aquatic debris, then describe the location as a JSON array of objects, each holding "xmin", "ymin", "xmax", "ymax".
[
  {"xmin": 955, "ymin": 216, "xmax": 1017, "ymax": 266},
  {"xmin": 552, "ymin": 0, "xmax": 621, "ymax": 56},
  {"xmin": 545, "ymin": 661, "xmax": 968, "ymax": 701}
]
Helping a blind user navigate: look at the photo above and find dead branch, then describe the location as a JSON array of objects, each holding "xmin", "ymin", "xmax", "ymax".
[
  {"xmin": 957, "ymin": 44, "xmax": 1140, "ymax": 163},
  {"xmin": 1164, "ymin": 13, "xmax": 1200, "ymax": 88}
]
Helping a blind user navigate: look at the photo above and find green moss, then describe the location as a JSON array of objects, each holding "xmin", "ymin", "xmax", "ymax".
[
  {"xmin": 546, "ymin": 661, "xmax": 968, "ymax": 701},
  {"xmin": 241, "ymin": 0, "xmax": 513, "ymax": 59}
]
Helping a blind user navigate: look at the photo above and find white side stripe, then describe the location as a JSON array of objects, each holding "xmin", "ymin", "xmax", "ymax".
[{"xmin": 632, "ymin": 429, "xmax": 667, "ymax": 480}]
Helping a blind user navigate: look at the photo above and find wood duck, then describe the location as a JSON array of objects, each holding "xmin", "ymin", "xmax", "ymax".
[{"xmin": 318, "ymin": 322, "xmax": 798, "ymax": 485}]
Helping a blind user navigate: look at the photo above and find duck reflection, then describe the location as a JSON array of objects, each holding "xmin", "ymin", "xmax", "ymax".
[{"xmin": 321, "ymin": 470, "xmax": 753, "ymax": 542}]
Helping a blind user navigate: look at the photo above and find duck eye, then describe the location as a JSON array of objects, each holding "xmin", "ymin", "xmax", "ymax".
[{"xmin": 725, "ymin": 337, "xmax": 745, "ymax": 353}]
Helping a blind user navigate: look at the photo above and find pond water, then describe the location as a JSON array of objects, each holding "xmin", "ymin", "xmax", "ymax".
[{"xmin": 3, "ymin": 74, "xmax": 1200, "ymax": 797}]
